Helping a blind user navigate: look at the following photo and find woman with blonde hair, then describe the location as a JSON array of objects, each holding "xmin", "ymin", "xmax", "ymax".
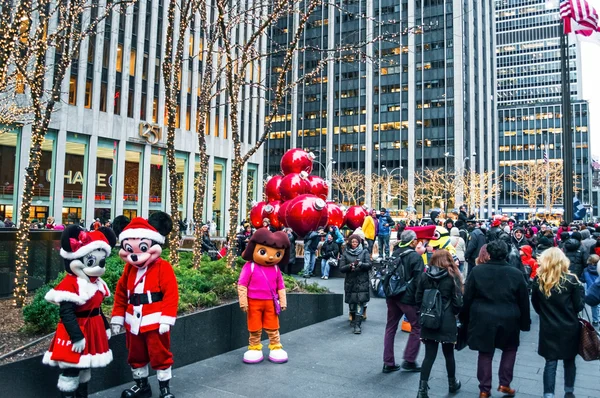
[{"xmin": 532, "ymin": 247, "xmax": 584, "ymax": 398}]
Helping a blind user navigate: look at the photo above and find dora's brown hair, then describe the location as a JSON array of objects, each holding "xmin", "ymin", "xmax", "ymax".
[{"xmin": 241, "ymin": 228, "xmax": 291, "ymax": 265}]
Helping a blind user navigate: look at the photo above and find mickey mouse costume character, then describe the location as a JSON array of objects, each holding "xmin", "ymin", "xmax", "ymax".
[
  {"xmin": 238, "ymin": 228, "xmax": 290, "ymax": 364},
  {"xmin": 43, "ymin": 225, "xmax": 117, "ymax": 398},
  {"xmin": 111, "ymin": 212, "xmax": 178, "ymax": 398}
]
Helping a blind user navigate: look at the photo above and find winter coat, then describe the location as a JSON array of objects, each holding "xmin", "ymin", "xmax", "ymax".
[
  {"xmin": 511, "ymin": 236, "xmax": 530, "ymax": 250},
  {"xmin": 330, "ymin": 227, "xmax": 345, "ymax": 245},
  {"xmin": 531, "ymin": 275, "xmax": 584, "ymax": 360},
  {"xmin": 428, "ymin": 211, "xmax": 440, "ymax": 226},
  {"xmin": 415, "ymin": 266, "xmax": 463, "ymax": 343},
  {"xmin": 520, "ymin": 245, "xmax": 538, "ymax": 279},
  {"xmin": 362, "ymin": 216, "xmax": 378, "ymax": 240},
  {"xmin": 580, "ymin": 232, "xmax": 595, "ymax": 263},
  {"xmin": 201, "ymin": 233, "xmax": 217, "ymax": 252},
  {"xmin": 377, "ymin": 213, "xmax": 395, "ymax": 236},
  {"xmin": 320, "ymin": 240, "xmax": 339, "ymax": 260},
  {"xmin": 563, "ymin": 239, "xmax": 585, "ymax": 279},
  {"xmin": 391, "ymin": 246, "xmax": 426, "ymax": 306},
  {"xmin": 583, "ymin": 263, "xmax": 599, "ymax": 287},
  {"xmin": 304, "ymin": 231, "xmax": 322, "ymax": 252},
  {"xmin": 339, "ymin": 247, "xmax": 371, "ymax": 304},
  {"xmin": 465, "ymin": 228, "xmax": 486, "ymax": 264},
  {"xmin": 585, "ymin": 275, "xmax": 600, "ymax": 306},
  {"xmin": 462, "ymin": 259, "xmax": 531, "ymax": 352},
  {"xmin": 450, "ymin": 228, "xmax": 466, "ymax": 263}
]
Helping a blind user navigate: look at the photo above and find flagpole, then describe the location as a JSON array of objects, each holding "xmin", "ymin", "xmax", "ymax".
[
  {"xmin": 560, "ymin": 18, "xmax": 574, "ymax": 223},
  {"xmin": 545, "ymin": 146, "xmax": 551, "ymax": 215}
]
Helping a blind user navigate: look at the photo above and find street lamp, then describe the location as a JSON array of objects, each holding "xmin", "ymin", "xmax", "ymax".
[
  {"xmin": 381, "ymin": 165, "xmax": 403, "ymax": 211},
  {"xmin": 311, "ymin": 154, "xmax": 336, "ymax": 200}
]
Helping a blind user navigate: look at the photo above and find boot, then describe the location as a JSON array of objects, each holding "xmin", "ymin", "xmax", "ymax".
[
  {"xmin": 361, "ymin": 306, "xmax": 368, "ymax": 321},
  {"xmin": 121, "ymin": 377, "xmax": 152, "ymax": 398},
  {"xmin": 351, "ymin": 313, "xmax": 361, "ymax": 334},
  {"xmin": 75, "ymin": 383, "xmax": 88, "ymax": 398},
  {"xmin": 61, "ymin": 393, "xmax": 76, "ymax": 398},
  {"xmin": 448, "ymin": 377, "xmax": 461, "ymax": 393},
  {"xmin": 158, "ymin": 380, "xmax": 175, "ymax": 398},
  {"xmin": 416, "ymin": 380, "xmax": 429, "ymax": 398}
]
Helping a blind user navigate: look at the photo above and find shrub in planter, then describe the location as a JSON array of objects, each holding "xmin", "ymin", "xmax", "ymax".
[{"xmin": 22, "ymin": 275, "xmax": 62, "ymax": 335}]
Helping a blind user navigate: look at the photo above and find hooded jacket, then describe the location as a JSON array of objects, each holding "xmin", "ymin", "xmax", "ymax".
[
  {"xmin": 583, "ymin": 261, "xmax": 599, "ymax": 287},
  {"xmin": 391, "ymin": 245, "xmax": 425, "ymax": 306},
  {"xmin": 377, "ymin": 212, "xmax": 395, "ymax": 236},
  {"xmin": 563, "ymin": 239, "xmax": 585, "ymax": 279},
  {"xmin": 428, "ymin": 211, "xmax": 440, "ymax": 226},
  {"xmin": 415, "ymin": 266, "xmax": 463, "ymax": 343},
  {"xmin": 520, "ymin": 245, "xmax": 538, "ymax": 279}
]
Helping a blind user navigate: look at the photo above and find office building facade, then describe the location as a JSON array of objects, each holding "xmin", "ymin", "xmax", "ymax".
[
  {"xmin": 264, "ymin": 0, "xmax": 497, "ymax": 214},
  {"xmin": 495, "ymin": 0, "xmax": 592, "ymax": 217},
  {"xmin": 0, "ymin": 1, "xmax": 264, "ymax": 235}
]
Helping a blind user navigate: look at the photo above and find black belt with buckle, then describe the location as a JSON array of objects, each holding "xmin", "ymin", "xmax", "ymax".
[
  {"xmin": 129, "ymin": 292, "xmax": 163, "ymax": 306},
  {"xmin": 75, "ymin": 308, "xmax": 100, "ymax": 318}
]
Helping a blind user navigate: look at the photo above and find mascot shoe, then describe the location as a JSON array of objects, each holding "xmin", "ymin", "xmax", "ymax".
[
  {"xmin": 243, "ymin": 349, "xmax": 264, "ymax": 364},
  {"xmin": 268, "ymin": 348, "xmax": 288, "ymax": 363}
]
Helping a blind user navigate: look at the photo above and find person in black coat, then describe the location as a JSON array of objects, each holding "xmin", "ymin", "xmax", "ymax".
[
  {"xmin": 339, "ymin": 234, "xmax": 371, "ymax": 334},
  {"xmin": 319, "ymin": 234, "xmax": 339, "ymax": 279},
  {"xmin": 531, "ymin": 247, "xmax": 584, "ymax": 398},
  {"xmin": 563, "ymin": 238, "xmax": 585, "ymax": 279},
  {"xmin": 465, "ymin": 222, "xmax": 486, "ymax": 274},
  {"xmin": 415, "ymin": 250, "xmax": 463, "ymax": 398},
  {"xmin": 462, "ymin": 239, "xmax": 531, "ymax": 397},
  {"xmin": 383, "ymin": 229, "xmax": 427, "ymax": 373}
]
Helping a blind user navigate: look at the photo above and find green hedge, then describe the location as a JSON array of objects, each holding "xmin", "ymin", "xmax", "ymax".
[{"xmin": 23, "ymin": 250, "xmax": 327, "ymax": 334}]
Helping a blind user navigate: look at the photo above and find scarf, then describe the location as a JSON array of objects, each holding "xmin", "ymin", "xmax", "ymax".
[{"xmin": 345, "ymin": 246, "xmax": 363, "ymax": 257}]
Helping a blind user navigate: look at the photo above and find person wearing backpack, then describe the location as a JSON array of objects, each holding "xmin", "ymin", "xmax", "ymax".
[
  {"xmin": 382, "ymin": 228, "xmax": 432, "ymax": 374},
  {"xmin": 462, "ymin": 240, "xmax": 531, "ymax": 398},
  {"xmin": 414, "ymin": 250, "xmax": 464, "ymax": 398}
]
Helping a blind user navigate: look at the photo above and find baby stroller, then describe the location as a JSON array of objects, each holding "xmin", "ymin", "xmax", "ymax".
[{"xmin": 369, "ymin": 256, "xmax": 387, "ymax": 298}]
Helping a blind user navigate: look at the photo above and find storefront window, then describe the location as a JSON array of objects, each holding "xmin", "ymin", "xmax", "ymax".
[
  {"xmin": 0, "ymin": 131, "xmax": 18, "ymax": 211},
  {"xmin": 212, "ymin": 159, "xmax": 226, "ymax": 236},
  {"xmin": 175, "ymin": 156, "xmax": 186, "ymax": 209},
  {"xmin": 149, "ymin": 151, "xmax": 165, "ymax": 210},
  {"xmin": 95, "ymin": 140, "xmax": 117, "ymax": 222},
  {"xmin": 124, "ymin": 147, "xmax": 142, "ymax": 209},
  {"xmin": 62, "ymin": 207, "xmax": 83, "ymax": 225},
  {"xmin": 34, "ymin": 135, "xmax": 55, "ymax": 220},
  {"xmin": 63, "ymin": 137, "xmax": 87, "ymax": 205},
  {"xmin": 246, "ymin": 164, "xmax": 257, "ymax": 220}
]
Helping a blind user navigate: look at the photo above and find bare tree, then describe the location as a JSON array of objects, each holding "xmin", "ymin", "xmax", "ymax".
[
  {"xmin": 332, "ymin": 169, "xmax": 365, "ymax": 205},
  {"xmin": 2, "ymin": 0, "xmax": 132, "ymax": 306},
  {"xmin": 508, "ymin": 163, "xmax": 545, "ymax": 214}
]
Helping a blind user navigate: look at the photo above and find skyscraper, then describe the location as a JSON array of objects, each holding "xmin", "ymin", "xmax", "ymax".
[
  {"xmin": 495, "ymin": 0, "xmax": 592, "ymax": 218},
  {"xmin": 265, "ymin": 0, "xmax": 497, "ymax": 214}
]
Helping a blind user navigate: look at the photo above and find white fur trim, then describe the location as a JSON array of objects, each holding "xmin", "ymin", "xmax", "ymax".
[
  {"xmin": 119, "ymin": 228, "xmax": 165, "ymax": 244},
  {"xmin": 43, "ymin": 350, "xmax": 113, "ymax": 369},
  {"xmin": 57, "ymin": 374, "xmax": 79, "ymax": 392},
  {"xmin": 132, "ymin": 364, "xmax": 149, "ymax": 379},
  {"xmin": 125, "ymin": 311, "xmax": 162, "ymax": 335},
  {"xmin": 156, "ymin": 367, "xmax": 172, "ymax": 381},
  {"xmin": 79, "ymin": 369, "xmax": 91, "ymax": 383},
  {"xmin": 110, "ymin": 316, "xmax": 124, "ymax": 326},
  {"xmin": 45, "ymin": 277, "xmax": 109, "ymax": 305},
  {"xmin": 159, "ymin": 316, "xmax": 176, "ymax": 326},
  {"xmin": 60, "ymin": 241, "xmax": 111, "ymax": 260}
]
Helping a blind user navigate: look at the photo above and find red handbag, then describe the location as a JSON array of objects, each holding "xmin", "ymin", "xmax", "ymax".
[{"xmin": 50, "ymin": 323, "xmax": 83, "ymax": 364}]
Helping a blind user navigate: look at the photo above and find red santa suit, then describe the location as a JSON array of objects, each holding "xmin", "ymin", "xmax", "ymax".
[
  {"xmin": 111, "ymin": 257, "xmax": 178, "ymax": 370},
  {"xmin": 43, "ymin": 274, "xmax": 112, "ymax": 368}
]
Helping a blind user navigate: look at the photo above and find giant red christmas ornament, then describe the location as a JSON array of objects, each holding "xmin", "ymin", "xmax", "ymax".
[
  {"xmin": 344, "ymin": 205, "xmax": 368, "ymax": 230},
  {"xmin": 279, "ymin": 172, "xmax": 309, "ymax": 201},
  {"xmin": 284, "ymin": 194, "xmax": 329, "ymax": 237},
  {"xmin": 263, "ymin": 201, "xmax": 282, "ymax": 229},
  {"xmin": 280, "ymin": 149, "xmax": 315, "ymax": 175},
  {"xmin": 307, "ymin": 175, "xmax": 329, "ymax": 200},
  {"xmin": 264, "ymin": 175, "xmax": 283, "ymax": 202},
  {"xmin": 249, "ymin": 201, "xmax": 268, "ymax": 228},
  {"xmin": 326, "ymin": 202, "xmax": 344, "ymax": 228},
  {"xmin": 278, "ymin": 200, "xmax": 291, "ymax": 228}
]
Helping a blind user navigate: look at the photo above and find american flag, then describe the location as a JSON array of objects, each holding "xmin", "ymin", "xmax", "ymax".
[
  {"xmin": 560, "ymin": 0, "xmax": 600, "ymax": 33},
  {"xmin": 543, "ymin": 151, "xmax": 549, "ymax": 164}
]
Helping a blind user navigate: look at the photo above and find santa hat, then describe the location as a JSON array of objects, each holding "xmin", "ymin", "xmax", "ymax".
[
  {"xmin": 60, "ymin": 230, "xmax": 112, "ymax": 260},
  {"xmin": 118, "ymin": 217, "xmax": 166, "ymax": 244},
  {"xmin": 405, "ymin": 225, "xmax": 436, "ymax": 240}
]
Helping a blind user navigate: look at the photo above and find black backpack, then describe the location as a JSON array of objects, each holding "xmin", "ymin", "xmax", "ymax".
[
  {"xmin": 381, "ymin": 250, "xmax": 413, "ymax": 298},
  {"xmin": 419, "ymin": 281, "xmax": 449, "ymax": 330}
]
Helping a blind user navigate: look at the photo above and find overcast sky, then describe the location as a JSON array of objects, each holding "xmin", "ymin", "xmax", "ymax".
[{"xmin": 580, "ymin": 0, "xmax": 600, "ymax": 157}]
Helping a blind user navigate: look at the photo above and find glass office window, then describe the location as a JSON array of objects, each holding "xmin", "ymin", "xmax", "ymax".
[
  {"xmin": 212, "ymin": 159, "xmax": 226, "ymax": 235},
  {"xmin": 63, "ymin": 137, "xmax": 87, "ymax": 206},
  {"xmin": 149, "ymin": 151, "xmax": 165, "ymax": 210},
  {"xmin": 95, "ymin": 140, "xmax": 117, "ymax": 222},
  {"xmin": 0, "ymin": 131, "xmax": 18, "ymax": 204},
  {"xmin": 124, "ymin": 147, "xmax": 142, "ymax": 209}
]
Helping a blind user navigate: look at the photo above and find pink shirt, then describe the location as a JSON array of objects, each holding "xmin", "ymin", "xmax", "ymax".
[{"xmin": 238, "ymin": 261, "xmax": 285, "ymax": 300}]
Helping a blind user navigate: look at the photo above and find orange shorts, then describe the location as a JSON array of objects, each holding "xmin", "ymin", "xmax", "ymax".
[{"xmin": 247, "ymin": 298, "xmax": 279, "ymax": 332}]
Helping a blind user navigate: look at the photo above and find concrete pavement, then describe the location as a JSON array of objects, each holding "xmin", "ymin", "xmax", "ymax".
[{"xmin": 92, "ymin": 277, "xmax": 600, "ymax": 398}]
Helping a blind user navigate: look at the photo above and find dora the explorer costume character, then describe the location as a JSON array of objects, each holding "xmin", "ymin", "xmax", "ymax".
[{"xmin": 238, "ymin": 228, "xmax": 290, "ymax": 364}]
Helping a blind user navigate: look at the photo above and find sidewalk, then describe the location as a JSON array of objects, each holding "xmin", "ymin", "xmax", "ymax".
[{"xmin": 92, "ymin": 277, "xmax": 600, "ymax": 398}]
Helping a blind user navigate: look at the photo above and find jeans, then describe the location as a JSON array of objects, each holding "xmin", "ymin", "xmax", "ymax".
[
  {"xmin": 421, "ymin": 341, "xmax": 455, "ymax": 382},
  {"xmin": 477, "ymin": 349, "xmax": 517, "ymax": 393},
  {"xmin": 383, "ymin": 297, "xmax": 421, "ymax": 366},
  {"xmin": 543, "ymin": 358, "xmax": 576, "ymax": 396},
  {"xmin": 303, "ymin": 249, "xmax": 316, "ymax": 275},
  {"xmin": 378, "ymin": 235, "xmax": 390, "ymax": 259},
  {"xmin": 321, "ymin": 259, "xmax": 330, "ymax": 277},
  {"xmin": 586, "ymin": 285, "xmax": 600, "ymax": 322},
  {"xmin": 366, "ymin": 239, "xmax": 374, "ymax": 254}
]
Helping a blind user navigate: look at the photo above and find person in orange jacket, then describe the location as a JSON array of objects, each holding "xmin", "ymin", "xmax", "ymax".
[{"xmin": 520, "ymin": 245, "xmax": 538, "ymax": 282}]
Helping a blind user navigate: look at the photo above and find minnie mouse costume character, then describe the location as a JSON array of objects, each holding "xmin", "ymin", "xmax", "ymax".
[
  {"xmin": 43, "ymin": 225, "xmax": 117, "ymax": 398},
  {"xmin": 111, "ymin": 212, "xmax": 178, "ymax": 398},
  {"xmin": 238, "ymin": 228, "xmax": 290, "ymax": 364}
]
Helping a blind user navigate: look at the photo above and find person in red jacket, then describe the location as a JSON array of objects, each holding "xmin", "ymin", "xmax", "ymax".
[
  {"xmin": 111, "ymin": 212, "xmax": 178, "ymax": 398},
  {"xmin": 520, "ymin": 245, "xmax": 539, "ymax": 281}
]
